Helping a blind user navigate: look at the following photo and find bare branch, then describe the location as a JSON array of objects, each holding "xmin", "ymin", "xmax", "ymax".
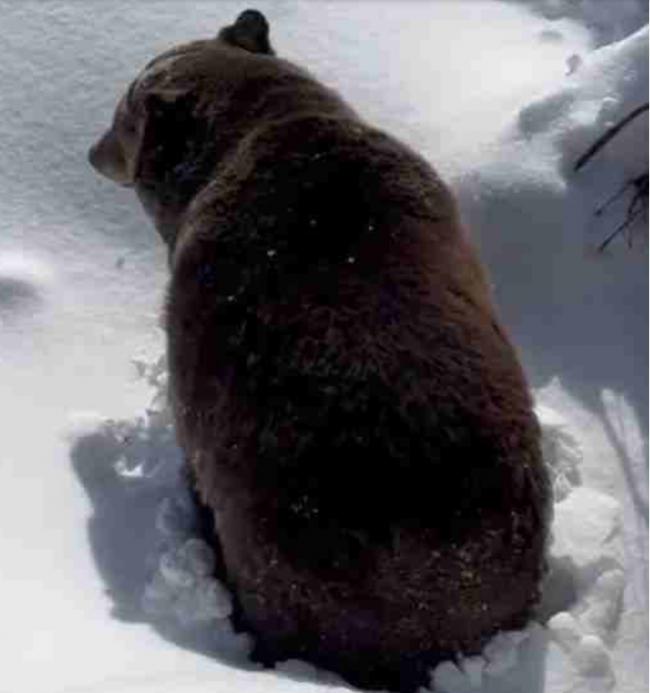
[{"xmin": 574, "ymin": 102, "xmax": 649, "ymax": 172}]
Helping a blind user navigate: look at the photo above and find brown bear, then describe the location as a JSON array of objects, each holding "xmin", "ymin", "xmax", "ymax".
[{"xmin": 89, "ymin": 9, "xmax": 550, "ymax": 692}]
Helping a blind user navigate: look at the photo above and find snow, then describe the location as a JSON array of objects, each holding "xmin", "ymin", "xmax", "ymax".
[
  {"xmin": 0, "ymin": 2, "xmax": 646, "ymax": 693},
  {"xmin": 512, "ymin": 0, "xmax": 647, "ymax": 46}
]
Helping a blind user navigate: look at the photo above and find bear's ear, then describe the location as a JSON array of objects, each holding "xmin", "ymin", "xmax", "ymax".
[{"xmin": 218, "ymin": 9, "xmax": 273, "ymax": 55}]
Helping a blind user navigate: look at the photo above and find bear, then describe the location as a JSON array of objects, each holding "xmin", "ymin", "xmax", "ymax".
[{"xmin": 88, "ymin": 9, "xmax": 550, "ymax": 692}]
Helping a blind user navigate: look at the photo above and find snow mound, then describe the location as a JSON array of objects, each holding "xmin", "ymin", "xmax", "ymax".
[
  {"xmin": 537, "ymin": 403, "xmax": 583, "ymax": 501},
  {"xmin": 143, "ymin": 537, "xmax": 233, "ymax": 626},
  {"xmin": 465, "ymin": 22, "xmax": 647, "ymax": 263},
  {"xmin": 515, "ymin": 0, "xmax": 648, "ymax": 46},
  {"xmin": 517, "ymin": 24, "xmax": 648, "ymax": 176},
  {"xmin": 552, "ymin": 487, "xmax": 622, "ymax": 588},
  {"xmin": 70, "ymin": 353, "xmax": 628, "ymax": 692}
]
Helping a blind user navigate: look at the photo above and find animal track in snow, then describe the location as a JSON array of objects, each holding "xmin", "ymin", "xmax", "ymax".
[{"xmin": 0, "ymin": 252, "xmax": 52, "ymax": 322}]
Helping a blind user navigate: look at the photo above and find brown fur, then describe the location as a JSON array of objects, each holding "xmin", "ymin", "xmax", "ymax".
[{"xmin": 89, "ymin": 10, "xmax": 550, "ymax": 691}]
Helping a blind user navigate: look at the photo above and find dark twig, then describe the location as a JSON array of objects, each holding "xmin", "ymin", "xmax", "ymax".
[
  {"xmin": 574, "ymin": 102, "xmax": 649, "ymax": 172},
  {"xmin": 574, "ymin": 103, "xmax": 649, "ymax": 251},
  {"xmin": 594, "ymin": 171, "xmax": 648, "ymax": 252},
  {"xmin": 598, "ymin": 203, "xmax": 646, "ymax": 252},
  {"xmin": 596, "ymin": 172, "xmax": 648, "ymax": 251},
  {"xmin": 594, "ymin": 177, "xmax": 638, "ymax": 217}
]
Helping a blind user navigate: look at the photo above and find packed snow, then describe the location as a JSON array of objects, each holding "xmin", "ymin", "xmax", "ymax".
[{"xmin": 0, "ymin": 1, "xmax": 646, "ymax": 693}]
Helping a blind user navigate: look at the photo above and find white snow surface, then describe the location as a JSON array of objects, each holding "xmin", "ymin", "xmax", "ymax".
[{"xmin": 0, "ymin": 2, "xmax": 646, "ymax": 693}]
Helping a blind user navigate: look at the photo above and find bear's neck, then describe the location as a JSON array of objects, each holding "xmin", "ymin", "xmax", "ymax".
[
  {"xmin": 242, "ymin": 64, "xmax": 358, "ymax": 126},
  {"xmin": 140, "ymin": 57, "xmax": 360, "ymax": 257}
]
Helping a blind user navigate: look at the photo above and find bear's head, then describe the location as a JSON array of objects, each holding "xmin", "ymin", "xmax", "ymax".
[{"xmin": 88, "ymin": 9, "xmax": 274, "ymax": 246}]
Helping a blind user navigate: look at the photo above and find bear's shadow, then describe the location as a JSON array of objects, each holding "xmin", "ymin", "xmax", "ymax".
[
  {"xmin": 70, "ymin": 406, "xmax": 362, "ymax": 691},
  {"xmin": 69, "ymin": 412, "xmax": 261, "ymax": 673}
]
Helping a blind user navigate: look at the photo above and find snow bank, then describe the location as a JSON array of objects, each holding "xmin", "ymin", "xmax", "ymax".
[
  {"xmin": 456, "ymin": 17, "xmax": 647, "ymax": 438},
  {"xmin": 516, "ymin": 24, "xmax": 648, "ymax": 177}
]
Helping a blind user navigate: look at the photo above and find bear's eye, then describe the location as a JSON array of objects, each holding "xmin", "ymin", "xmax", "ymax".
[{"xmin": 119, "ymin": 115, "xmax": 138, "ymax": 139}]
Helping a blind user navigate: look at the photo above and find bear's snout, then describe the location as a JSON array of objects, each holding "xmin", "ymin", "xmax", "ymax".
[{"xmin": 88, "ymin": 131, "xmax": 132, "ymax": 187}]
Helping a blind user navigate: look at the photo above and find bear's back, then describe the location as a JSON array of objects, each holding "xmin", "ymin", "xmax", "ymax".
[
  {"xmin": 168, "ymin": 111, "xmax": 546, "ymax": 551},
  {"xmin": 166, "ymin": 106, "xmax": 548, "ymax": 692}
]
